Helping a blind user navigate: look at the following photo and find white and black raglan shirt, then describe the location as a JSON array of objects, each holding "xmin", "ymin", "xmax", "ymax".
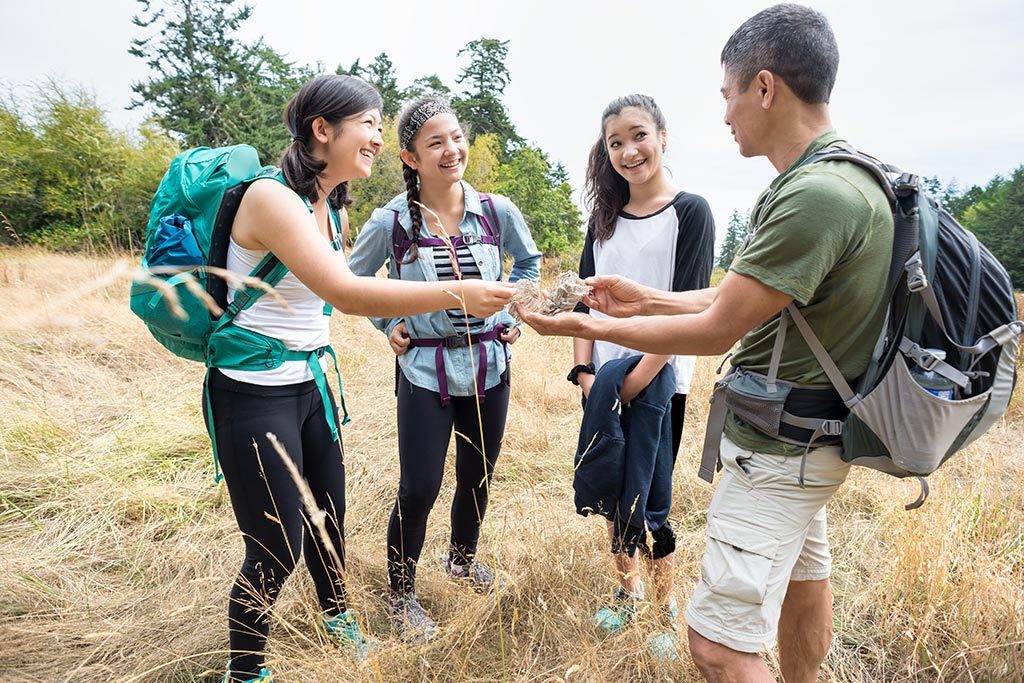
[{"xmin": 575, "ymin": 191, "xmax": 715, "ymax": 395}]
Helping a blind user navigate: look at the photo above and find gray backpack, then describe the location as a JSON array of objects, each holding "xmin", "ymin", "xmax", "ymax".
[{"xmin": 701, "ymin": 144, "xmax": 1022, "ymax": 509}]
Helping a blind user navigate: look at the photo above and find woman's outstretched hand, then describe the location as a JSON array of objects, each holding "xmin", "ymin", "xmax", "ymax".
[
  {"xmin": 458, "ymin": 280, "xmax": 516, "ymax": 317},
  {"xmin": 583, "ymin": 275, "xmax": 654, "ymax": 318}
]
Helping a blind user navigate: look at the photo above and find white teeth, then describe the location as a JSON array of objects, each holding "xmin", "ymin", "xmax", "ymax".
[
  {"xmin": 440, "ymin": 159, "xmax": 461, "ymax": 168},
  {"xmin": 625, "ymin": 159, "xmax": 646, "ymax": 169}
]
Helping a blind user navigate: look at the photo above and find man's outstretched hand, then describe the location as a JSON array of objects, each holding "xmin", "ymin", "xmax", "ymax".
[
  {"xmin": 514, "ymin": 305, "xmax": 591, "ymax": 338},
  {"xmin": 582, "ymin": 275, "xmax": 655, "ymax": 318}
]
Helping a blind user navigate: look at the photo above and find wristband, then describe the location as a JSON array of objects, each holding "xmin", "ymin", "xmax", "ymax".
[{"xmin": 567, "ymin": 363, "xmax": 596, "ymax": 386}]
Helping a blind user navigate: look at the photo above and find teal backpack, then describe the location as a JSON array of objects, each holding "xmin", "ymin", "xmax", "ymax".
[{"xmin": 130, "ymin": 144, "xmax": 349, "ymax": 481}]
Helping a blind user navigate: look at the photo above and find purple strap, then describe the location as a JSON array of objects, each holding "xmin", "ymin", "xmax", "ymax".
[
  {"xmin": 408, "ymin": 325, "xmax": 508, "ymax": 406},
  {"xmin": 391, "ymin": 195, "xmax": 501, "ymax": 278}
]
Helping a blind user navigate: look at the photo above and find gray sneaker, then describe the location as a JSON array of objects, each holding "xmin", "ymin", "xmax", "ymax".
[
  {"xmin": 389, "ymin": 592, "xmax": 437, "ymax": 644},
  {"xmin": 444, "ymin": 556, "xmax": 500, "ymax": 592}
]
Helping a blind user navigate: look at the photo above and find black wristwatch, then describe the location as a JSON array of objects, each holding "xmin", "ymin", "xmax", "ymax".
[{"xmin": 567, "ymin": 363, "xmax": 596, "ymax": 386}]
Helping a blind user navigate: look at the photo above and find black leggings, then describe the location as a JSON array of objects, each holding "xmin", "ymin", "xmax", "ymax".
[
  {"xmin": 388, "ymin": 371, "xmax": 509, "ymax": 594},
  {"xmin": 204, "ymin": 369, "xmax": 347, "ymax": 681}
]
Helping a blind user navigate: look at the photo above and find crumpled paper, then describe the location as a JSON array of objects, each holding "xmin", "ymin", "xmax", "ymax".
[{"xmin": 510, "ymin": 272, "xmax": 591, "ymax": 323}]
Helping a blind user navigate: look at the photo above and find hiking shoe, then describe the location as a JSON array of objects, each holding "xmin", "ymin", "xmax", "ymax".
[
  {"xmin": 444, "ymin": 556, "xmax": 501, "ymax": 592},
  {"xmin": 594, "ymin": 583, "xmax": 644, "ymax": 633},
  {"xmin": 322, "ymin": 610, "xmax": 376, "ymax": 660},
  {"xmin": 390, "ymin": 592, "xmax": 438, "ymax": 644},
  {"xmin": 645, "ymin": 602, "xmax": 681, "ymax": 661},
  {"xmin": 222, "ymin": 665, "xmax": 272, "ymax": 683}
]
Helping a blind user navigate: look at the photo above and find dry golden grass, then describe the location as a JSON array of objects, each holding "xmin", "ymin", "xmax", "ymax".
[{"xmin": 0, "ymin": 247, "xmax": 1022, "ymax": 682}]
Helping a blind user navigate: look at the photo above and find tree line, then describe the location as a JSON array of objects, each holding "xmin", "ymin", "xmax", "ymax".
[
  {"xmin": 0, "ymin": 0, "xmax": 582, "ymax": 258},
  {"xmin": 715, "ymin": 173, "xmax": 1024, "ymax": 288}
]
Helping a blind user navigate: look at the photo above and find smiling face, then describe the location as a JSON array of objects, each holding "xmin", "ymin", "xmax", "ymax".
[
  {"xmin": 603, "ymin": 107, "xmax": 667, "ymax": 186},
  {"xmin": 721, "ymin": 70, "xmax": 767, "ymax": 158},
  {"xmin": 402, "ymin": 113, "xmax": 468, "ymax": 186},
  {"xmin": 319, "ymin": 107, "xmax": 384, "ymax": 181}
]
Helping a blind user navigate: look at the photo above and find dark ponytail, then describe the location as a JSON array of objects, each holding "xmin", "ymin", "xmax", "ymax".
[
  {"xmin": 395, "ymin": 96, "xmax": 456, "ymax": 264},
  {"xmin": 583, "ymin": 94, "xmax": 667, "ymax": 243},
  {"xmin": 280, "ymin": 74, "xmax": 383, "ymax": 210}
]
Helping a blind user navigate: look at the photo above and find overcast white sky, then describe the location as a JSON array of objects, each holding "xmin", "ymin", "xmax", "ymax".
[{"xmin": 2, "ymin": 0, "xmax": 1023, "ymax": 245}]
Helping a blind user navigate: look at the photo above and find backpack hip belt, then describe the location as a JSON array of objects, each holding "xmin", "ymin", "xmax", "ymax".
[
  {"xmin": 203, "ymin": 340, "xmax": 350, "ymax": 482},
  {"xmin": 699, "ymin": 365, "xmax": 847, "ymax": 485},
  {"xmin": 407, "ymin": 324, "xmax": 510, "ymax": 406}
]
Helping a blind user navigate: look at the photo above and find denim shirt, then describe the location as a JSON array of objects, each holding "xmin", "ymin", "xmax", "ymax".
[{"xmin": 348, "ymin": 182, "xmax": 542, "ymax": 395}]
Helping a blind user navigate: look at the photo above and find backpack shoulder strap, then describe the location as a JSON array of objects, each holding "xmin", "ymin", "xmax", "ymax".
[
  {"xmin": 803, "ymin": 144, "xmax": 898, "ymax": 207},
  {"xmin": 478, "ymin": 193, "xmax": 504, "ymax": 279}
]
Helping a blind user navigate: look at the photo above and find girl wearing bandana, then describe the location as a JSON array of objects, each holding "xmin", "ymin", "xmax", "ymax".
[
  {"xmin": 349, "ymin": 97, "xmax": 541, "ymax": 643},
  {"xmin": 210, "ymin": 78, "xmax": 515, "ymax": 683}
]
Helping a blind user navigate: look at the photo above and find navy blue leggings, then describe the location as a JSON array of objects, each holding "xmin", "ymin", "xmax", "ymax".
[{"xmin": 204, "ymin": 369, "xmax": 347, "ymax": 681}]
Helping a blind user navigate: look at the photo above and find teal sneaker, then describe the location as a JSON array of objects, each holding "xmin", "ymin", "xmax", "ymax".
[
  {"xmin": 221, "ymin": 664, "xmax": 272, "ymax": 683},
  {"xmin": 323, "ymin": 610, "xmax": 376, "ymax": 660},
  {"xmin": 645, "ymin": 602, "xmax": 681, "ymax": 661},
  {"xmin": 594, "ymin": 582, "xmax": 644, "ymax": 633}
]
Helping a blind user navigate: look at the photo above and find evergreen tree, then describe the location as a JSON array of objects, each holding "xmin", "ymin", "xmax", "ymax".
[
  {"xmin": 403, "ymin": 75, "xmax": 452, "ymax": 102},
  {"xmin": 716, "ymin": 209, "xmax": 749, "ymax": 270},
  {"xmin": 961, "ymin": 168, "xmax": 1024, "ymax": 287},
  {"xmin": 452, "ymin": 38, "xmax": 520, "ymax": 153},
  {"xmin": 362, "ymin": 53, "xmax": 403, "ymax": 119},
  {"xmin": 129, "ymin": 0, "xmax": 307, "ymax": 163}
]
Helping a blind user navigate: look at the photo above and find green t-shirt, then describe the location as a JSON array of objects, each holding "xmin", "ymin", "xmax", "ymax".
[{"xmin": 724, "ymin": 131, "xmax": 894, "ymax": 455}]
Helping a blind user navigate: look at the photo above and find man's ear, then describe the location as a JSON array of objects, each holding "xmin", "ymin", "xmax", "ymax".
[
  {"xmin": 400, "ymin": 148, "xmax": 418, "ymax": 170},
  {"xmin": 756, "ymin": 70, "xmax": 776, "ymax": 110}
]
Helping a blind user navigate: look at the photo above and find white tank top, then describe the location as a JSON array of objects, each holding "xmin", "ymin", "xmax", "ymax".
[{"xmin": 219, "ymin": 212, "xmax": 335, "ymax": 385}]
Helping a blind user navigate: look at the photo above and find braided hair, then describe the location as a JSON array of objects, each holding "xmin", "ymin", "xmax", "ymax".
[
  {"xmin": 280, "ymin": 74, "xmax": 382, "ymax": 211},
  {"xmin": 396, "ymin": 97, "xmax": 455, "ymax": 264}
]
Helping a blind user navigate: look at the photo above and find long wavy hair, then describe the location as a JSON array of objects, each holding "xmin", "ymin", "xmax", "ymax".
[
  {"xmin": 279, "ymin": 74, "xmax": 383, "ymax": 210},
  {"xmin": 583, "ymin": 94, "xmax": 667, "ymax": 243}
]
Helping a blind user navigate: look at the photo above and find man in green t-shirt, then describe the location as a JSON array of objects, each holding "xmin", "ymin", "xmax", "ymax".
[{"xmin": 518, "ymin": 4, "xmax": 893, "ymax": 681}]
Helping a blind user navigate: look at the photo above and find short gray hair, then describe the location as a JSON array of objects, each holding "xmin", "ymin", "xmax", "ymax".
[{"xmin": 721, "ymin": 4, "xmax": 839, "ymax": 104}]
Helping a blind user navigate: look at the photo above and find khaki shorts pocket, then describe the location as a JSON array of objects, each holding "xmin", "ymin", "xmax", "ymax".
[{"xmin": 701, "ymin": 516, "xmax": 780, "ymax": 606}]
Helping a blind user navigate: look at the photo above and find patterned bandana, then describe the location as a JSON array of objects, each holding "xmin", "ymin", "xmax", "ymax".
[{"xmin": 400, "ymin": 100, "xmax": 454, "ymax": 150}]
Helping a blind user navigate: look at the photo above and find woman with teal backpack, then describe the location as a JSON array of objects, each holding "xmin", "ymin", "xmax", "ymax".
[
  {"xmin": 348, "ymin": 97, "xmax": 541, "ymax": 643},
  {"xmin": 200, "ymin": 76, "xmax": 515, "ymax": 682}
]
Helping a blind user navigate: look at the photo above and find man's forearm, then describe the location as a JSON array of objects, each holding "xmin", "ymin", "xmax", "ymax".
[
  {"xmin": 578, "ymin": 311, "xmax": 735, "ymax": 356},
  {"xmin": 646, "ymin": 287, "xmax": 717, "ymax": 316}
]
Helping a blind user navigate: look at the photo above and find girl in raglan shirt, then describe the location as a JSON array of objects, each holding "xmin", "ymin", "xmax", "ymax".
[{"xmin": 570, "ymin": 94, "xmax": 714, "ymax": 659}]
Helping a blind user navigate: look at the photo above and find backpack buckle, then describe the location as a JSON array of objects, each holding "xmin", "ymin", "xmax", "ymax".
[
  {"xmin": 905, "ymin": 254, "xmax": 928, "ymax": 292},
  {"xmin": 916, "ymin": 351, "xmax": 940, "ymax": 371},
  {"xmin": 821, "ymin": 420, "xmax": 843, "ymax": 437},
  {"xmin": 443, "ymin": 335, "xmax": 470, "ymax": 348},
  {"xmin": 461, "ymin": 233, "xmax": 478, "ymax": 245},
  {"xmin": 895, "ymin": 173, "xmax": 919, "ymax": 197}
]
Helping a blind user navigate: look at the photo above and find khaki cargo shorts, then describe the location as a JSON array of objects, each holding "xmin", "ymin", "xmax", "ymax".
[{"xmin": 684, "ymin": 435, "xmax": 850, "ymax": 653}]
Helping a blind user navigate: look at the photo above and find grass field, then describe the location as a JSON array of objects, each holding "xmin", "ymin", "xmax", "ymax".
[{"xmin": 0, "ymin": 248, "xmax": 1021, "ymax": 682}]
